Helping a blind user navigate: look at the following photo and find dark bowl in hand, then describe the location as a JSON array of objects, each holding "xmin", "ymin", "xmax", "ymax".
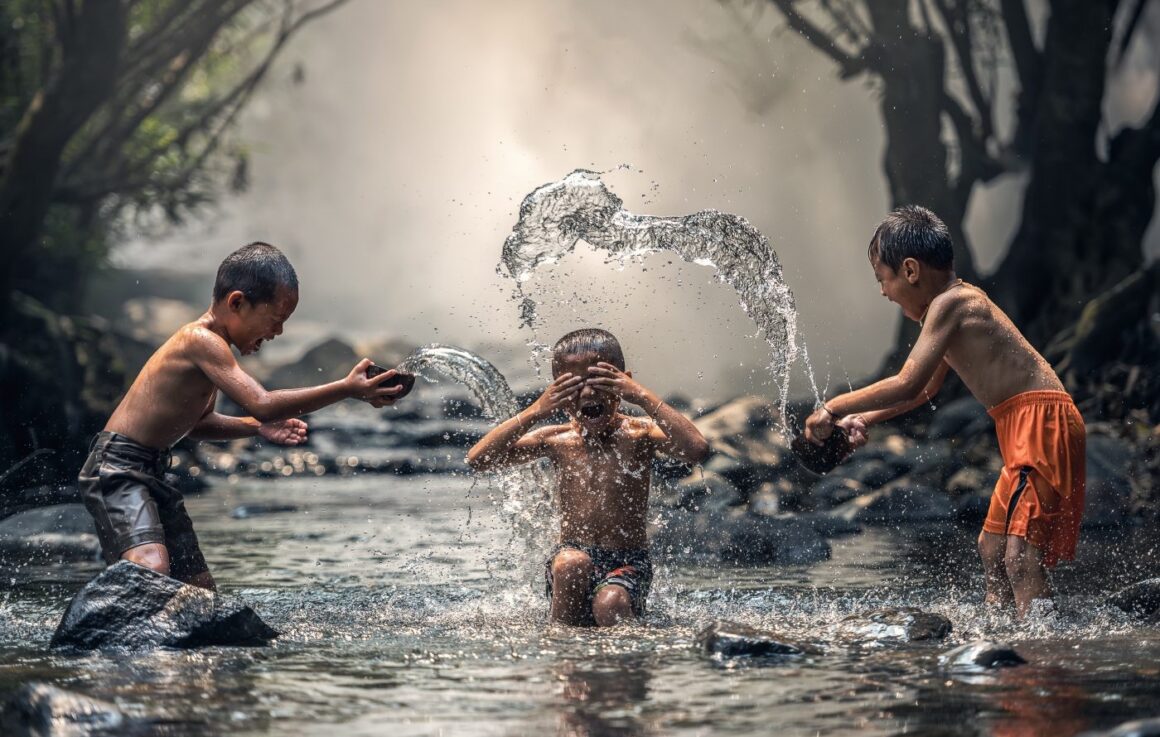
[
  {"xmin": 791, "ymin": 426, "xmax": 853, "ymax": 475},
  {"xmin": 366, "ymin": 364, "xmax": 417, "ymax": 400}
]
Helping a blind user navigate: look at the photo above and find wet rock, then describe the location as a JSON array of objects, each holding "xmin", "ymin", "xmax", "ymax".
[
  {"xmin": 946, "ymin": 466, "xmax": 991, "ymax": 496},
  {"xmin": 808, "ymin": 476, "xmax": 869, "ymax": 510},
  {"xmin": 0, "ymin": 503, "xmax": 101, "ymax": 565},
  {"xmin": 716, "ymin": 511, "xmax": 831, "ymax": 565},
  {"xmin": 829, "ymin": 458, "xmax": 905, "ymax": 490},
  {"xmin": 661, "ymin": 472, "xmax": 744, "ymax": 514},
  {"xmin": 831, "ymin": 483, "xmax": 954, "ymax": 524},
  {"xmin": 1080, "ymin": 718, "xmax": 1160, "ymax": 737},
  {"xmin": 693, "ymin": 397, "xmax": 790, "ymax": 492},
  {"xmin": 900, "ymin": 440, "xmax": 960, "ymax": 481},
  {"xmin": 1084, "ymin": 434, "xmax": 1134, "ymax": 528},
  {"xmin": 266, "ymin": 337, "xmax": 359, "ymax": 389},
  {"xmin": 1109, "ymin": 578, "xmax": 1160, "ymax": 621},
  {"xmin": 838, "ymin": 607, "xmax": 952, "ymax": 643},
  {"xmin": 230, "ymin": 504, "xmax": 300, "ymax": 519},
  {"xmin": 793, "ymin": 511, "xmax": 862, "ymax": 537},
  {"xmin": 51, "ymin": 560, "xmax": 278, "ymax": 650},
  {"xmin": 696, "ymin": 621, "xmax": 810, "ymax": 659},
  {"xmin": 926, "ymin": 398, "xmax": 992, "ymax": 441},
  {"xmin": 0, "ymin": 682, "xmax": 126, "ymax": 737},
  {"xmin": 939, "ymin": 640, "xmax": 1026, "ymax": 671}
]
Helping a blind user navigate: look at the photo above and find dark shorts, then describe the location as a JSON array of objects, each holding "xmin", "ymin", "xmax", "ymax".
[
  {"xmin": 78, "ymin": 431, "xmax": 208, "ymax": 580},
  {"xmin": 544, "ymin": 542, "xmax": 653, "ymax": 617}
]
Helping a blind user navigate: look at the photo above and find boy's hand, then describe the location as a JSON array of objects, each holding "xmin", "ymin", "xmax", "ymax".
[
  {"xmin": 586, "ymin": 363, "xmax": 651, "ymax": 407},
  {"xmin": 837, "ymin": 414, "xmax": 868, "ymax": 449},
  {"xmin": 804, "ymin": 406, "xmax": 836, "ymax": 445},
  {"xmin": 526, "ymin": 373, "xmax": 583, "ymax": 420},
  {"xmin": 344, "ymin": 358, "xmax": 406, "ymax": 407},
  {"xmin": 259, "ymin": 418, "xmax": 308, "ymax": 445}
]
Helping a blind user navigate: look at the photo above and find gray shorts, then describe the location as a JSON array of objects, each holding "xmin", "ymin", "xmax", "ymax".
[{"xmin": 78, "ymin": 432, "xmax": 208, "ymax": 580}]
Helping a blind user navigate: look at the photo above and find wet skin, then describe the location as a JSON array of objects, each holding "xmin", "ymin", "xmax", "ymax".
[{"xmin": 467, "ymin": 351, "xmax": 709, "ymax": 624}]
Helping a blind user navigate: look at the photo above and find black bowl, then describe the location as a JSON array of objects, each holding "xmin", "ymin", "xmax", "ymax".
[
  {"xmin": 366, "ymin": 364, "xmax": 417, "ymax": 400},
  {"xmin": 790, "ymin": 426, "xmax": 853, "ymax": 475}
]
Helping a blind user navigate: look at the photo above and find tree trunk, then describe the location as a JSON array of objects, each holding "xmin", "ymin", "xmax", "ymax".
[{"xmin": 0, "ymin": 0, "xmax": 126, "ymax": 318}]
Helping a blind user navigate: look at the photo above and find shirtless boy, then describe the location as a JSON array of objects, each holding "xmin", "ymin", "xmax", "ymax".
[
  {"xmin": 79, "ymin": 242, "xmax": 406, "ymax": 590},
  {"xmin": 467, "ymin": 328, "xmax": 710, "ymax": 626},
  {"xmin": 805, "ymin": 206, "xmax": 1085, "ymax": 618}
]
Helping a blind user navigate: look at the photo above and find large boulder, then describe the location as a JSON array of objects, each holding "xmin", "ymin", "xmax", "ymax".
[
  {"xmin": 696, "ymin": 621, "xmax": 814, "ymax": 659},
  {"xmin": 1109, "ymin": 578, "xmax": 1160, "ymax": 621},
  {"xmin": 828, "ymin": 457, "xmax": 906, "ymax": 490},
  {"xmin": 693, "ymin": 397, "xmax": 791, "ymax": 492},
  {"xmin": 0, "ymin": 503, "xmax": 101, "ymax": 566},
  {"xmin": 51, "ymin": 561, "xmax": 278, "ymax": 650},
  {"xmin": 715, "ymin": 511, "xmax": 831, "ymax": 565},
  {"xmin": 926, "ymin": 398, "xmax": 992, "ymax": 441},
  {"xmin": 939, "ymin": 640, "xmax": 1026, "ymax": 672},
  {"xmin": 266, "ymin": 337, "xmax": 360, "ymax": 389},
  {"xmin": 0, "ymin": 683, "xmax": 127, "ymax": 737}
]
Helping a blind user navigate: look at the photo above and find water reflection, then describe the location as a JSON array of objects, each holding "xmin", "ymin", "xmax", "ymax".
[{"xmin": 554, "ymin": 655, "xmax": 653, "ymax": 737}]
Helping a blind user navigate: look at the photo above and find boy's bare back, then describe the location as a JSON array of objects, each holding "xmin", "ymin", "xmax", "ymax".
[{"xmin": 909, "ymin": 282, "xmax": 1064, "ymax": 410}]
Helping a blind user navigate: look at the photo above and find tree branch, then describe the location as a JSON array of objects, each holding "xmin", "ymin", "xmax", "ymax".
[
  {"xmin": 931, "ymin": 0, "xmax": 994, "ymax": 140},
  {"xmin": 768, "ymin": 0, "xmax": 868, "ymax": 77}
]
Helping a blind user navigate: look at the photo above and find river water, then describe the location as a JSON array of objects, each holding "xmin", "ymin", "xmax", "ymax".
[{"xmin": 2, "ymin": 467, "xmax": 1160, "ymax": 736}]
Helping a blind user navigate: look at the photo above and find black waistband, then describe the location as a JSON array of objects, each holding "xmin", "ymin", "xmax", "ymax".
[{"xmin": 90, "ymin": 431, "xmax": 172, "ymax": 472}]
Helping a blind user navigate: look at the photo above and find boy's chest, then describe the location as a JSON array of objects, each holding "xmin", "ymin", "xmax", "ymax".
[{"xmin": 554, "ymin": 440, "xmax": 653, "ymax": 481}]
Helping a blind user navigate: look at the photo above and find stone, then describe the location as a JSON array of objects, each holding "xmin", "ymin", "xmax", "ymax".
[
  {"xmin": 809, "ymin": 476, "xmax": 868, "ymax": 510},
  {"xmin": 837, "ymin": 607, "xmax": 952, "ymax": 643},
  {"xmin": 926, "ymin": 398, "xmax": 992, "ymax": 441},
  {"xmin": 946, "ymin": 466, "xmax": 990, "ymax": 496},
  {"xmin": 0, "ymin": 503, "xmax": 101, "ymax": 565},
  {"xmin": 266, "ymin": 337, "xmax": 359, "ymax": 389},
  {"xmin": 1109, "ymin": 578, "xmax": 1160, "ymax": 621},
  {"xmin": 716, "ymin": 512, "xmax": 831, "ymax": 565},
  {"xmin": 51, "ymin": 560, "xmax": 278, "ymax": 650},
  {"xmin": 1079, "ymin": 718, "xmax": 1160, "ymax": 737},
  {"xmin": 830, "ymin": 458, "xmax": 904, "ymax": 489},
  {"xmin": 831, "ymin": 483, "xmax": 955, "ymax": 524},
  {"xmin": 0, "ymin": 683, "xmax": 126, "ymax": 737},
  {"xmin": 696, "ymin": 621, "xmax": 813, "ymax": 659},
  {"xmin": 230, "ymin": 504, "xmax": 299, "ymax": 519},
  {"xmin": 939, "ymin": 640, "xmax": 1026, "ymax": 672}
]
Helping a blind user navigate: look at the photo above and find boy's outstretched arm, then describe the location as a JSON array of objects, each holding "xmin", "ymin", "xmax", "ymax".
[
  {"xmin": 466, "ymin": 373, "xmax": 583, "ymax": 472},
  {"xmin": 587, "ymin": 363, "xmax": 711, "ymax": 463},
  {"xmin": 191, "ymin": 328, "xmax": 403, "ymax": 422},
  {"xmin": 189, "ymin": 408, "xmax": 309, "ymax": 446},
  {"xmin": 806, "ymin": 297, "xmax": 958, "ymax": 444},
  {"xmin": 855, "ymin": 360, "xmax": 950, "ymax": 427}
]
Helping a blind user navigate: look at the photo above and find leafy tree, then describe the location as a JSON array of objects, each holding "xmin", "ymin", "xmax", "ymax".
[
  {"xmin": 0, "ymin": 0, "xmax": 350, "ymax": 316},
  {"xmin": 743, "ymin": 0, "xmax": 1159, "ymax": 369}
]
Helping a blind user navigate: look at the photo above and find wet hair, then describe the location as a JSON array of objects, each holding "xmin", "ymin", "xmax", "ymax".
[
  {"xmin": 867, "ymin": 205, "xmax": 954, "ymax": 271},
  {"xmin": 213, "ymin": 242, "xmax": 298, "ymax": 304},
  {"xmin": 552, "ymin": 328, "xmax": 626, "ymax": 375}
]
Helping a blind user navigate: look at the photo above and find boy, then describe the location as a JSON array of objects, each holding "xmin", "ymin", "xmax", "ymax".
[
  {"xmin": 467, "ymin": 328, "xmax": 710, "ymax": 626},
  {"xmin": 79, "ymin": 242, "xmax": 406, "ymax": 591},
  {"xmin": 805, "ymin": 206, "xmax": 1085, "ymax": 618}
]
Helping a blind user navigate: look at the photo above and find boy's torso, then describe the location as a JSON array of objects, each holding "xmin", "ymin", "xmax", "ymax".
[
  {"xmin": 940, "ymin": 284, "xmax": 1066, "ymax": 410},
  {"xmin": 544, "ymin": 415, "xmax": 656, "ymax": 550},
  {"xmin": 105, "ymin": 322, "xmax": 220, "ymax": 449}
]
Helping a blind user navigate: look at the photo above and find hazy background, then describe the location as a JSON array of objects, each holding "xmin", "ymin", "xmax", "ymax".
[{"xmin": 114, "ymin": 0, "xmax": 1160, "ymax": 401}]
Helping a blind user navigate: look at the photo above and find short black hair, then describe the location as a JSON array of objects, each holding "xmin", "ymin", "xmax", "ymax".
[
  {"xmin": 867, "ymin": 205, "xmax": 953, "ymax": 271},
  {"xmin": 552, "ymin": 328, "xmax": 625, "ymax": 375},
  {"xmin": 213, "ymin": 242, "xmax": 298, "ymax": 304}
]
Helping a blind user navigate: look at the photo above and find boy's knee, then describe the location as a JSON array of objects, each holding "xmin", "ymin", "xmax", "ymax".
[
  {"xmin": 592, "ymin": 585, "xmax": 632, "ymax": 626},
  {"xmin": 551, "ymin": 549, "xmax": 593, "ymax": 583},
  {"xmin": 121, "ymin": 542, "xmax": 171, "ymax": 577}
]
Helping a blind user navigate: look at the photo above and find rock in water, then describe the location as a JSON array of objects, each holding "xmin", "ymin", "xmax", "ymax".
[
  {"xmin": 0, "ymin": 682, "xmax": 125, "ymax": 736},
  {"xmin": 939, "ymin": 640, "xmax": 1026, "ymax": 672},
  {"xmin": 696, "ymin": 621, "xmax": 810, "ymax": 659},
  {"xmin": 1109, "ymin": 578, "xmax": 1160, "ymax": 621},
  {"xmin": 837, "ymin": 607, "xmax": 952, "ymax": 643},
  {"xmin": 1079, "ymin": 718, "xmax": 1160, "ymax": 737},
  {"xmin": 50, "ymin": 560, "xmax": 278, "ymax": 650}
]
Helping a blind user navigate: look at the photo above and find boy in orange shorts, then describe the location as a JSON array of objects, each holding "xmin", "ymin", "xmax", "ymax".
[{"xmin": 805, "ymin": 206, "xmax": 1085, "ymax": 618}]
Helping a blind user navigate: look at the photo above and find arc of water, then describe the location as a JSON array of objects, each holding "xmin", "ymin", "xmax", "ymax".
[{"xmin": 499, "ymin": 169, "xmax": 817, "ymax": 425}]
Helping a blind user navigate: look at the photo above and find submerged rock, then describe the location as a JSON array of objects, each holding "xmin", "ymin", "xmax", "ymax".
[
  {"xmin": 0, "ymin": 682, "xmax": 126, "ymax": 736},
  {"xmin": 51, "ymin": 560, "xmax": 278, "ymax": 650},
  {"xmin": 939, "ymin": 640, "xmax": 1026, "ymax": 671},
  {"xmin": 716, "ymin": 512, "xmax": 831, "ymax": 565},
  {"xmin": 696, "ymin": 621, "xmax": 811, "ymax": 659},
  {"xmin": 837, "ymin": 607, "xmax": 952, "ymax": 643},
  {"xmin": 230, "ymin": 503, "xmax": 300, "ymax": 519},
  {"xmin": 0, "ymin": 503, "xmax": 101, "ymax": 565},
  {"xmin": 1109, "ymin": 578, "xmax": 1160, "ymax": 621},
  {"xmin": 831, "ymin": 483, "xmax": 955, "ymax": 524},
  {"xmin": 1081, "ymin": 718, "xmax": 1160, "ymax": 737}
]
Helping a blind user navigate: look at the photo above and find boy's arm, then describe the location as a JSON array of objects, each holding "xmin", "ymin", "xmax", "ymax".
[
  {"xmin": 190, "ymin": 412, "xmax": 309, "ymax": 446},
  {"xmin": 189, "ymin": 328, "xmax": 402, "ymax": 422},
  {"xmin": 466, "ymin": 373, "xmax": 583, "ymax": 472},
  {"xmin": 856, "ymin": 360, "xmax": 949, "ymax": 426},
  {"xmin": 806, "ymin": 295, "xmax": 958, "ymax": 443},
  {"xmin": 586, "ymin": 363, "xmax": 711, "ymax": 463}
]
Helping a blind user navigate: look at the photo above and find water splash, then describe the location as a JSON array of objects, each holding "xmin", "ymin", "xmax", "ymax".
[
  {"xmin": 500, "ymin": 169, "xmax": 819, "ymax": 419},
  {"xmin": 397, "ymin": 344, "xmax": 557, "ymax": 562}
]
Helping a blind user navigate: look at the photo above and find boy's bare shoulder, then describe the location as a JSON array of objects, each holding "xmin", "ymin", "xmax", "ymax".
[
  {"xmin": 930, "ymin": 281, "xmax": 992, "ymax": 325},
  {"xmin": 527, "ymin": 423, "xmax": 578, "ymax": 444}
]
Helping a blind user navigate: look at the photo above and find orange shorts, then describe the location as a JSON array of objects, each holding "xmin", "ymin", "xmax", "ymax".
[{"xmin": 981, "ymin": 390, "xmax": 1086, "ymax": 567}]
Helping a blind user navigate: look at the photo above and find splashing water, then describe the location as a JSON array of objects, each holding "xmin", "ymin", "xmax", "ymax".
[
  {"xmin": 397, "ymin": 344, "xmax": 557, "ymax": 561},
  {"xmin": 500, "ymin": 169, "xmax": 819, "ymax": 420}
]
